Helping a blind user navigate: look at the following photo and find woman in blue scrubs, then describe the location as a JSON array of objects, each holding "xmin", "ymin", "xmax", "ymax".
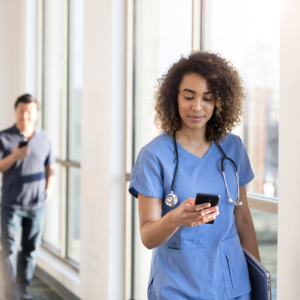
[{"xmin": 129, "ymin": 51, "xmax": 260, "ymax": 300}]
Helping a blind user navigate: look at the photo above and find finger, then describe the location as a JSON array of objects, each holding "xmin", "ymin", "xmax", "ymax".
[
  {"xmin": 183, "ymin": 198, "xmax": 195, "ymax": 206},
  {"xmin": 193, "ymin": 211, "xmax": 219, "ymax": 223},
  {"xmin": 194, "ymin": 203, "xmax": 211, "ymax": 211},
  {"xmin": 203, "ymin": 215, "xmax": 217, "ymax": 224},
  {"xmin": 199, "ymin": 214, "xmax": 217, "ymax": 225},
  {"xmin": 192, "ymin": 215, "xmax": 216, "ymax": 226},
  {"xmin": 198, "ymin": 206, "xmax": 219, "ymax": 216},
  {"xmin": 184, "ymin": 202, "xmax": 211, "ymax": 212}
]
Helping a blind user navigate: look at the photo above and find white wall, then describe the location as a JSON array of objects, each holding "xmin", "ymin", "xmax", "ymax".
[
  {"xmin": 278, "ymin": 1, "xmax": 300, "ymax": 299},
  {"xmin": 0, "ymin": 0, "xmax": 26, "ymax": 129},
  {"xmin": 80, "ymin": 0, "xmax": 126, "ymax": 299}
]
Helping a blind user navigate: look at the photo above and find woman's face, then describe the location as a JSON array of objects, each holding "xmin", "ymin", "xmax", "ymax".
[{"xmin": 177, "ymin": 73, "xmax": 215, "ymax": 132}]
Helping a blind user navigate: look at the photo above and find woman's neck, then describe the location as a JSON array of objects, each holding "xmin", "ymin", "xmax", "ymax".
[
  {"xmin": 176, "ymin": 124, "xmax": 208, "ymax": 147},
  {"xmin": 175, "ymin": 124, "xmax": 212, "ymax": 159}
]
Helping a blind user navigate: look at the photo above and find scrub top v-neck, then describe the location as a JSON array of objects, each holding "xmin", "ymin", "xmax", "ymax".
[{"xmin": 129, "ymin": 131, "xmax": 254, "ymax": 300}]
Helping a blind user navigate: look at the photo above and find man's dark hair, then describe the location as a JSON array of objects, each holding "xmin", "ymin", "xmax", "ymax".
[{"xmin": 14, "ymin": 94, "xmax": 39, "ymax": 110}]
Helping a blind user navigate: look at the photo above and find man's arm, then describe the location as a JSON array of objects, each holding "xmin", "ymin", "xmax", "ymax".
[
  {"xmin": 0, "ymin": 145, "xmax": 29, "ymax": 173},
  {"xmin": 45, "ymin": 164, "xmax": 55, "ymax": 201}
]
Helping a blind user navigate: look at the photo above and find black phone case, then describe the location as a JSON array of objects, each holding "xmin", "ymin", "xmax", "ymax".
[
  {"xmin": 19, "ymin": 141, "xmax": 28, "ymax": 148},
  {"xmin": 195, "ymin": 193, "xmax": 220, "ymax": 224}
]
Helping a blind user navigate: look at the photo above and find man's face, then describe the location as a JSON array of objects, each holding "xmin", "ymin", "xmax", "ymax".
[{"xmin": 15, "ymin": 102, "xmax": 38, "ymax": 129}]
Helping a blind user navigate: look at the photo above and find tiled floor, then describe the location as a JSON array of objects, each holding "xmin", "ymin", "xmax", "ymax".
[{"xmin": 0, "ymin": 275, "xmax": 63, "ymax": 300}]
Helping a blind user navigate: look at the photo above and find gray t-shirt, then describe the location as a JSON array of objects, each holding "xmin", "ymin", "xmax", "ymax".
[{"xmin": 0, "ymin": 124, "xmax": 55, "ymax": 210}]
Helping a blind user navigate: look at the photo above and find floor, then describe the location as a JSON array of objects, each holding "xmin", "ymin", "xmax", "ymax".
[{"xmin": 0, "ymin": 275, "xmax": 64, "ymax": 300}]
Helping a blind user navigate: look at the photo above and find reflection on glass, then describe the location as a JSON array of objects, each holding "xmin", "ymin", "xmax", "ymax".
[
  {"xmin": 43, "ymin": 0, "xmax": 64, "ymax": 159},
  {"xmin": 68, "ymin": 0, "xmax": 83, "ymax": 163},
  {"xmin": 204, "ymin": 0, "xmax": 280, "ymax": 197},
  {"xmin": 67, "ymin": 167, "xmax": 81, "ymax": 263},
  {"xmin": 43, "ymin": 163, "xmax": 61, "ymax": 250},
  {"xmin": 250, "ymin": 208, "xmax": 277, "ymax": 300},
  {"xmin": 133, "ymin": 0, "xmax": 192, "ymax": 298}
]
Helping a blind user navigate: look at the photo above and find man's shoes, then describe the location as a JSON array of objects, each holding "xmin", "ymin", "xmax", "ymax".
[{"xmin": 19, "ymin": 286, "xmax": 33, "ymax": 300}]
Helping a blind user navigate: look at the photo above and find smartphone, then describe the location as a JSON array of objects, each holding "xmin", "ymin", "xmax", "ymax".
[
  {"xmin": 195, "ymin": 193, "xmax": 220, "ymax": 224},
  {"xmin": 19, "ymin": 140, "xmax": 28, "ymax": 148}
]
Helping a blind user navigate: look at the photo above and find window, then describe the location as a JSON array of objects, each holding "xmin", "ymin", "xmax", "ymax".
[
  {"xmin": 130, "ymin": 0, "xmax": 193, "ymax": 298},
  {"xmin": 250, "ymin": 209, "xmax": 278, "ymax": 298},
  {"xmin": 41, "ymin": 0, "xmax": 83, "ymax": 265},
  {"xmin": 203, "ymin": 0, "xmax": 280, "ymax": 198},
  {"xmin": 203, "ymin": 0, "xmax": 279, "ymax": 298},
  {"xmin": 127, "ymin": 0, "xmax": 280, "ymax": 299}
]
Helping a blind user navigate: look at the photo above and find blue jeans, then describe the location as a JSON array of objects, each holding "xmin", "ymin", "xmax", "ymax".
[{"xmin": 0, "ymin": 205, "xmax": 46, "ymax": 299}]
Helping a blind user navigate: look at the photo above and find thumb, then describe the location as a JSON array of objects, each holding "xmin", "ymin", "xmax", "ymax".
[{"xmin": 184, "ymin": 197, "xmax": 195, "ymax": 206}]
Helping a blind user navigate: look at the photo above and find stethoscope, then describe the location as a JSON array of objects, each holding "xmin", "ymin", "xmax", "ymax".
[{"xmin": 165, "ymin": 131, "xmax": 242, "ymax": 207}]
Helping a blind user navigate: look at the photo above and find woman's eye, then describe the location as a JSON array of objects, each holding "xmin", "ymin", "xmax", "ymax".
[
  {"xmin": 204, "ymin": 98, "xmax": 212, "ymax": 101},
  {"xmin": 185, "ymin": 97, "xmax": 194, "ymax": 100}
]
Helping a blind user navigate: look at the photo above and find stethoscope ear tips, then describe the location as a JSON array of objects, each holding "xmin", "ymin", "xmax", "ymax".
[
  {"xmin": 228, "ymin": 199, "xmax": 233, "ymax": 203},
  {"xmin": 238, "ymin": 202, "xmax": 243, "ymax": 206}
]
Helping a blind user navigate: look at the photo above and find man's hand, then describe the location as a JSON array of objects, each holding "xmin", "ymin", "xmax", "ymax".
[
  {"xmin": 12, "ymin": 145, "xmax": 29, "ymax": 160},
  {"xmin": 0, "ymin": 144, "xmax": 29, "ymax": 172}
]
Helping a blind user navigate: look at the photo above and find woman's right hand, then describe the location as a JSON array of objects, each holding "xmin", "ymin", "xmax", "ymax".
[{"xmin": 170, "ymin": 197, "xmax": 219, "ymax": 227}]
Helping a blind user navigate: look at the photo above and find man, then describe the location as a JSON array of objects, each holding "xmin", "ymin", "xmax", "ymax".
[{"xmin": 0, "ymin": 94, "xmax": 55, "ymax": 300}]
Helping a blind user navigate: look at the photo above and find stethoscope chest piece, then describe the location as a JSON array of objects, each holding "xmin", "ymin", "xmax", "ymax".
[{"xmin": 165, "ymin": 192, "xmax": 178, "ymax": 207}]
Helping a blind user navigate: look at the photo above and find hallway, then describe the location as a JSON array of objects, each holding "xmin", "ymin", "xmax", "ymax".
[{"xmin": 0, "ymin": 273, "xmax": 63, "ymax": 300}]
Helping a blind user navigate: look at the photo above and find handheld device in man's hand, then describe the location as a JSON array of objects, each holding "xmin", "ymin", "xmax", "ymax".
[
  {"xmin": 19, "ymin": 140, "xmax": 28, "ymax": 148},
  {"xmin": 195, "ymin": 193, "xmax": 220, "ymax": 224}
]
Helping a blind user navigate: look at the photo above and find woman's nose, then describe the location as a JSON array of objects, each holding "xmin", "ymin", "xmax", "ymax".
[{"xmin": 192, "ymin": 98, "xmax": 203, "ymax": 111}]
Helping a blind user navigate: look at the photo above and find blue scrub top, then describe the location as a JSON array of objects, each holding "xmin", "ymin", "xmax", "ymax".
[{"xmin": 129, "ymin": 132, "xmax": 254, "ymax": 300}]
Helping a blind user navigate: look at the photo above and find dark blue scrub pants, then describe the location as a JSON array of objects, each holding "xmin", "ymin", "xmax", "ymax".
[{"xmin": 0, "ymin": 205, "xmax": 46, "ymax": 299}]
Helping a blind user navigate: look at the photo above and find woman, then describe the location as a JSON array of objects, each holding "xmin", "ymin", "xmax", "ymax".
[{"xmin": 129, "ymin": 51, "xmax": 260, "ymax": 300}]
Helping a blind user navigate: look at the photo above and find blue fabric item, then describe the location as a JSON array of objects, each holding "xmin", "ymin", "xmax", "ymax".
[
  {"xmin": 0, "ymin": 205, "xmax": 46, "ymax": 299},
  {"xmin": 232, "ymin": 292, "xmax": 251, "ymax": 300},
  {"xmin": 129, "ymin": 132, "xmax": 254, "ymax": 300},
  {"xmin": 0, "ymin": 124, "xmax": 55, "ymax": 210}
]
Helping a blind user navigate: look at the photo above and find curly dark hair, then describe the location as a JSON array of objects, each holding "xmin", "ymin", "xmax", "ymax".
[{"xmin": 154, "ymin": 51, "xmax": 246, "ymax": 145}]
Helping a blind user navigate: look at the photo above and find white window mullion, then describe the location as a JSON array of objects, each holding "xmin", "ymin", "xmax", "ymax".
[{"xmin": 60, "ymin": 0, "xmax": 69, "ymax": 259}]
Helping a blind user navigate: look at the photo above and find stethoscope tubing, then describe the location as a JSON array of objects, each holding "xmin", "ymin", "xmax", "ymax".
[{"xmin": 166, "ymin": 131, "xmax": 241, "ymax": 206}]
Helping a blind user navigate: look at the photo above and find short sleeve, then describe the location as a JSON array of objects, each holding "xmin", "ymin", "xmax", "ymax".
[
  {"xmin": 0, "ymin": 138, "xmax": 4, "ymax": 160},
  {"xmin": 129, "ymin": 146, "xmax": 164, "ymax": 199},
  {"xmin": 44, "ymin": 140, "xmax": 56, "ymax": 166},
  {"xmin": 237, "ymin": 136, "xmax": 254, "ymax": 187}
]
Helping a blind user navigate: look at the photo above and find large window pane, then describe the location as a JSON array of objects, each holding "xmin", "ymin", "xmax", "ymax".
[
  {"xmin": 42, "ymin": 0, "xmax": 64, "ymax": 251},
  {"xmin": 43, "ymin": 0, "xmax": 64, "ymax": 159},
  {"xmin": 250, "ymin": 209, "xmax": 278, "ymax": 299},
  {"xmin": 204, "ymin": 0, "xmax": 280, "ymax": 197},
  {"xmin": 133, "ymin": 1, "xmax": 192, "ymax": 298},
  {"xmin": 67, "ymin": 167, "xmax": 81, "ymax": 263},
  {"xmin": 43, "ymin": 163, "xmax": 61, "ymax": 250},
  {"xmin": 68, "ymin": 0, "xmax": 84, "ymax": 163}
]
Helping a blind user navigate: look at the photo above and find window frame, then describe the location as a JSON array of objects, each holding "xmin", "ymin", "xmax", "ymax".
[{"xmin": 37, "ymin": 0, "xmax": 82, "ymax": 270}]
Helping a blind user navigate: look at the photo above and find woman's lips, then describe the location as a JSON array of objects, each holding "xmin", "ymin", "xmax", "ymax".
[{"xmin": 188, "ymin": 116, "xmax": 205, "ymax": 122}]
